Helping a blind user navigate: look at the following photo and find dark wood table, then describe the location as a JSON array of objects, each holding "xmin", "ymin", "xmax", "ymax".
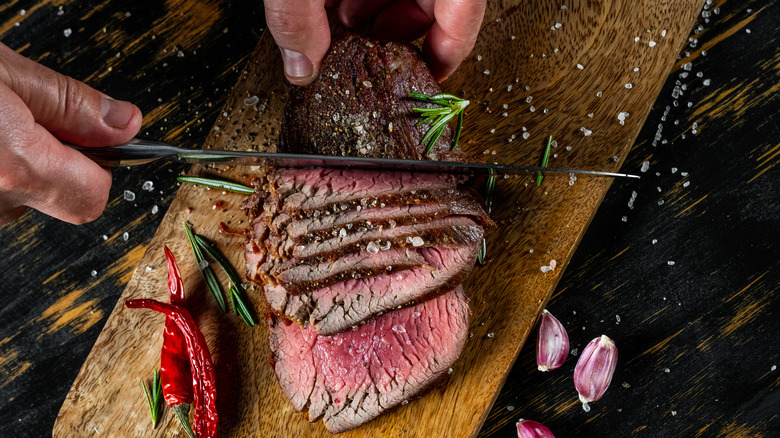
[{"xmin": 1, "ymin": 1, "xmax": 777, "ymax": 436}]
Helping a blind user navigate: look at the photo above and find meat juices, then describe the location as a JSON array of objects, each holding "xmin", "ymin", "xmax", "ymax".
[{"xmin": 244, "ymin": 34, "xmax": 494, "ymax": 433}]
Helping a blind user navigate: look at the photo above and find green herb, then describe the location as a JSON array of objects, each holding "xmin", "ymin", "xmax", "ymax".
[
  {"xmin": 177, "ymin": 176, "xmax": 255, "ymax": 194},
  {"xmin": 409, "ymin": 93, "xmax": 470, "ymax": 154},
  {"xmin": 184, "ymin": 221, "xmax": 227, "ymax": 313},
  {"xmin": 140, "ymin": 370, "xmax": 163, "ymax": 429},
  {"xmin": 477, "ymin": 169, "xmax": 496, "ymax": 265},
  {"xmin": 194, "ymin": 234, "xmax": 257, "ymax": 327},
  {"xmin": 536, "ymin": 136, "xmax": 553, "ymax": 186}
]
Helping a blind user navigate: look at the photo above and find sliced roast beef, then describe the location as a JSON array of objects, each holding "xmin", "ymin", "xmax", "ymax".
[
  {"xmin": 275, "ymin": 248, "xmax": 426, "ymax": 294},
  {"xmin": 262, "ymin": 168, "xmax": 467, "ymax": 219},
  {"xmin": 266, "ymin": 244, "xmax": 480, "ymax": 335},
  {"xmin": 269, "ymin": 286, "xmax": 470, "ymax": 434},
  {"xmin": 280, "ymin": 34, "xmax": 469, "ymax": 162}
]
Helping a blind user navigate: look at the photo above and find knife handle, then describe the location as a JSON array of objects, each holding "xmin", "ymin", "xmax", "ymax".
[{"xmin": 65, "ymin": 139, "xmax": 185, "ymax": 167}]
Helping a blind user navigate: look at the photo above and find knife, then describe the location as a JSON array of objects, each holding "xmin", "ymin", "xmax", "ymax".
[{"xmin": 68, "ymin": 138, "xmax": 640, "ymax": 179}]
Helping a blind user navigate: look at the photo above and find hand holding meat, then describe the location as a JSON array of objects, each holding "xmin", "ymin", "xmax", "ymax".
[
  {"xmin": 264, "ymin": 0, "xmax": 487, "ymax": 85},
  {"xmin": 0, "ymin": 43, "xmax": 142, "ymax": 226}
]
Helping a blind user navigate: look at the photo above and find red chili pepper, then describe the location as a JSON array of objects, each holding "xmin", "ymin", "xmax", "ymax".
[
  {"xmin": 162, "ymin": 247, "xmax": 196, "ymax": 437},
  {"xmin": 126, "ymin": 299, "xmax": 218, "ymax": 438}
]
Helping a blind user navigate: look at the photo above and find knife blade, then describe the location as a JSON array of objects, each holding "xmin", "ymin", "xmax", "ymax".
[{"xmin": 68, "ymin": 138, "xmax": 640, "ymax": 179}]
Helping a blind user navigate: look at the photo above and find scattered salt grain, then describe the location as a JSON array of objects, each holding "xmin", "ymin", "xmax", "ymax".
[
  {"xmin": 540, "ymin": 266, "xmax": 552, "ymax": 273},
  {"xmin": 102, "ymin": 235, "xmax": 108, "ymax": 241},
  {"xmin": 621, "ymin": 216, "xmax": 628, "ymax": 222},
  {"xmin": 628, "ymin": 191, "xmax": 638, "ymax": 208},
  {"xmin": 577, "ymin": 63, "xmax": 584, "ymax": 70},
  {"xmin": 571, "ymin": 348, "xmax": 579, "ymax": 356},
  {"xmin": 366, "ymin": 241, "xmax": 379, "ymax": 254},
  {"xmin": 658, "ymin": 199, "xmax": 665, "ymax": 206},
  {"xmin": 681, "ymin": 172, "xmax": 689, "ymax": 177},
  {"xmin": 671, "ymin": 411, "xmax": 677, "ymax": 416},
  {"xmin": 477, "ymin": 55, "xmax": 483, "ymax": 61},
  {"xmin": 526, "ymin": 96, "xmax": 533, "ymax": 103},
  {"xmin": 123, "ymin": 190, "xmax": 136, "ymax": 202},
  {"xmin": 618, "ymin": 112, "xmax": 629, "ymax": 125},
  {"xmin": 662, "ymin": 29, "xmax": 667, "ymax": 37},
  {"xmin": 142, "ymin": 181, "xmax": 154, "ymax": 191},
  {"xmin": 634, "ymin": 36, "xmax": 640, "ymax": 42},
  {"xmin": 664, "ymin": 368, "xmax": 671, "ymax": 373},
  {"xmin": 596, "ymin": 91, "xmax": 603, "ymax": 98},
  {"xmin": 507, "ymin": 85, "xmax": 513, "ymax": 92},
  {"xmin": 633, "ymin": 67, "xmax": 640, "ymax": 72},
  {"xmin": 703, "ymin": 79, "xmax": 711, "ymax": 86},
  {"xmin": 411, "ymin": 236, "xmax": 425, "ymax": 247},
  {"xmin": 683, "ymin": 62, "xmax": 692, "ymax": 71},
  {"xmin": 667, "ymin": 261, "xmax": 675, "ymax": 266},
  {"xmin": 151, "ymin": 205, "xmax": 159, "ymax": 214},
  {"xmin": 529, "ymin": 249, "xmax": 534, "ymax": 253},
  {"xmin": 683, "ymin": 181, "xmax": 691, "ymax": 188},
  {"xmin": 529, "ymin": 106, "xmax": 536, "ymax": 112},
  {"xmin": 581, "ymin": 127, "xmax": 592, "ymax": 136},
  {"xmin": 198, "ymin": 260, "xmax": 209, "ymax": 270},
  {"xmin": 745, "ymin": 29, "xmax": 751, "ymax": 34},
  {"xmin": 549, "ymin": 260, "xmax": 557, "ymax": 270},
  {"xmin": 555, "ymin": 23, "xmax": 562, "ymax": 29},
  {"xmin": 483, "ymin": 69, "xmax": 490, "ymax": 75},
  {"xmin": 63, "ymin": 28, "xmax": 72, "ymax": 37},
  {"xmin": 145, "ymin": 266, "xmax": 153, "ymax": 272},
  {"xmin": 502, "ymin": 112, "xmax": 508, "ymax": 117},
  {"xmin": 91, "ymin": 270, "xmax": 98, "ymax": 277},
  {"xmin": 177, "ymin": 50, "xmax": 184, "ymax": 58},
  {"xmin": 640, "ymin": 161, "xmax": 650, "ymax": 172},
  {"xmin": 122, "ymin": 232, "xmax": 129, "ymax": 241},
  {"xmin": 652, "ymin": 239, "xmax": 658, "ymax": 245},
  {"xmin": 649, "ymin": 41, "xmax": 657, "ymax": 47},
  {"xmin": 487, "ymin": 332, "xmax": 495, "ymax": 338},
  {"xmin": 616, "ymin": 315, "xmax": 621, "ymax": 323},
  {"xmin": 392, "ymin": 324, "xmax": 406, "ymax": 334},
  {"xmin": 413, "ymin": 311, "xmax": 421, "ymax": 318},
  {"xmin": 507, "ymin": 406, "xmax": 515, "ymax": 411},
  {"xmin": 19, "ymin": 9, "xmax": 26, "ymax": 15},
  {"xmin": 625, "ymin": 83, "xmax": 633, "ymax": 89},
  {"xmin": 244, "ymin": 95, "xmax": 259, "ymax": 106},
  {"xmin": 772, "ymin": 365, "xmax": 777, "ymax": 371}
]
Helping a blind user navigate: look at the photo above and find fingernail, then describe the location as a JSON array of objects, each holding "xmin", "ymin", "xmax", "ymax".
[
  {"xmin": 280, "ymin": 48, "xmax": 314, "ymax": 80},
  {"xmin": 101, "ymin": 97, "xmax": 135, "ymax": 129}
]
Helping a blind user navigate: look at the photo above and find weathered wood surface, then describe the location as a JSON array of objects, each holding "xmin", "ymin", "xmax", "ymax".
[{"xmin": 1, "ymin": 0, "xmax": 778, "ymax": 437}]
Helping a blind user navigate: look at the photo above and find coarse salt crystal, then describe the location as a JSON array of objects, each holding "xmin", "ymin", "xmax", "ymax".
[
  {"xmin": 667, "ymin": 261, "xmax": 675, "ymax": 266},
  {"xmin": 662, "ymin": 29, "xmax": 667, "ymax": 37},
  {"xmin": 145, "ymin": 266, "xmax": 153, "ymax": 272},
  {"xmin": 244, "ymin": 95, "xmax": 259, "ymax": 106},
  {"xmin": 540, "ymin": 266, "xmax": 552, "ymax": 273},
  {"xmin": 683, "ymin": 181, "xmax": 691, "ymax": 187},
  {"xmin": 703, "ymin": 79, "xmax": 711, "ymax": 86},
  {"xmin": 102, "ymin": 235, "xmax": 108, "ymax": 241},
  {"xmin": 633, "ymin": 67, "xmax": 640, "ymax": 72},
  {"xmin": 411, "ymin": 236, "xmax": 425, "ymax": 247},
  {"xmin": 652, "ymin": 239, "xmax": 658, "ymax": 244},
  {"xmin": 596, "ymin": 91, "xmax": 603, "ymax": 97},
  {"xmin": 621, "ymin": 216, "xmax": 628, "ymax": 222},
  {"xmin": 577, "ymin": 63, "xmax": 584, "ymax": 70},
  {"xmin": 549, "ymin": 260, "xmax": 557, "ymax": 270},
  {"xmin": 649, "ymin": 41, "xmax": 656, "ymax": 47},
  {"xmin": 91, "ymin": 270, "xmax": 98, "ymax": 277},
  {"xmin": 625, "ymin": 83, "xmax": 633, "ymax": 89},
  {"xmin": 487, "ymin": 332, "xmax": 495, "ymax": 338},
  {"xmin": 526, "ymin": 96, "xmax": 533, "ymax": 103},
  {"xmin": 142, "ymin": 181, "xmax": 154, "ymax": 191},
  {"xmin": 123, "ymin": 190, "xmax": 135, "ymax": 201},
  {"xmin": 392, "ymin": 324, "xmax": 406, "ymax": 334},
  {"xmin": 634, "ymin": 36, "xmax": 640, "ymax": 42},
  {"xmin": 63, "ymin": 28, "xmax": 72, "ymax": 37},
  {"xmin": 483, "ymin": 69, "xmax": 490, "ymax": 75},
  {"xmin": 681, "ymin": 172, "xmax": 689, "ymax": 176},
  {"xmin": 618, "ymin": 112, "xmax": 629, "ymax": 125},
  {"xmin": 122, "ymin": 232, "xmax": 129, "ymax": 241},
  {"xmin": 198, "ymin": 260, "xmax": 209, "ymax": 270},
  {"xmin": 522, "ymin": 132, "xmax": 530, "ymax": 139},
  {"xmin": 151, "ymin": 205, "xmax": 159, "ymax": 214}
]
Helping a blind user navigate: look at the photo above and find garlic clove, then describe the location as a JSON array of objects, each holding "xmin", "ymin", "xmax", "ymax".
[
  {"xmin": 516, "ymin": 419, "xmax": 555, "ymax": 438},
  {"xmin": 536, "ymin": 309, "xmax": 569, "ymax": 371},
  {"xmin": 573, "ymin": 334, "xmax": 618, "ymax": 410}
]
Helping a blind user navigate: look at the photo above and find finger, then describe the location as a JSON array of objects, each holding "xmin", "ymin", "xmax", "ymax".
[
  {"xmin": 371, "ymin": 0, "xmax": 436, "ymax": 42},
  {"xmin": 0, "ymin": 82, "xmax": 111, "ymax": 225},
  {"xmin": 0, "ymin": 43, "xmax": 142, "ymax": 147},
  {"xmin": 338, "ymin": 0, "xmax": 394, "ymax": 28},
  {"xmin": 264, "ymin": 0, "xmax": 331, "ymax": 86},
  {"xmin": 423, "ymin": 0, "xmax": 486, "ymax": 81}
]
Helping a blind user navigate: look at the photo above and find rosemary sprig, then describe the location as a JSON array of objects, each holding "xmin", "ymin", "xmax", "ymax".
[
  {"xmin": 140, "ymin": 370, "xmax": 163, "ymax": 429},
  {"xmin": 194, "ymin": 234, "xmax": 257, "ymax": 327},
  {"xmin": 477, "ymin": 169, "xmax": 496, "ymax": 265},
  {"xmin": 536, "ymin": 136, "xmax": 553, "ymax": 186},
  {"xmin": 177, "ymin": 176, "xmax": 255, "ymax": 194},
  {"xmin": 409, "ymin": 93, "xmax": 470, "ymax": 154},
  {"xmin": 184, "ymin": 221, "xmax": 228, "ymax": 313}
]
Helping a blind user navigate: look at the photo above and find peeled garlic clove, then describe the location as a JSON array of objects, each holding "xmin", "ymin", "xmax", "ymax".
[
  {"xmin": 573, "ymin": 334, "xmax": 618, "ymax": 409},
  {"xmin": 536, "ymin": 309, "xmax": 569, "ymax": 371},
  {"xmin": 516, "ymin": 419, "xmax": 555, "ymax": 438}
]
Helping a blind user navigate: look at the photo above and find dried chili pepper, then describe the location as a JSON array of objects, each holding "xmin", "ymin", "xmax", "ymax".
[
  {"xmin": 126, "ymin": 299, "xmax": 218, "ymax": 438},
  {"xmin": 162, "ymin": 247, "xmax": 196, "ymax": 438}
]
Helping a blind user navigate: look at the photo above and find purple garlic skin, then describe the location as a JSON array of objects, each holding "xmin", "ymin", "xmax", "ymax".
[
  {"xmin": 517, "ymin": 419, "xmax": 555, "ymax": 438},
  {"xmin": 536, "ymin": 309, "xmax": 569, "ymax": 371},
  {"xmin": 573, "ymin": 334, "xmax": 618, "ymax": 408}
]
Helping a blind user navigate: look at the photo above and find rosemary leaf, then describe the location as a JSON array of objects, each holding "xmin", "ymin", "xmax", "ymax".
[
  {"xmin": 410, "ymin": 92, "xmax": 470, "ymax": 154},
  {"xmin": 177, "ymin": 176, "xmax": 254, "ymax": 194},
  {"xmin": 193, "ymin": 233, "xmax": 257, "ymax": 327},
  {"xmin": 184, "ymin": 222, "xmax": 227, "ymax": 313},
  {"xmin": 536, "ymin": 136, "xmax": 553, "ymax": 186},
  {"xmin": 141, "ymin": 370, "xmax": 163, "ymax": 429}
]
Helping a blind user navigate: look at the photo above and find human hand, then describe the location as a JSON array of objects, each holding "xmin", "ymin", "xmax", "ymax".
[
  {"xmin": 0, "ymin": 43, "xmax": 143, "ymax": 226},
  {"xmin": 264, "ymin": 0, "xmax": 486, "ymax": 85}
]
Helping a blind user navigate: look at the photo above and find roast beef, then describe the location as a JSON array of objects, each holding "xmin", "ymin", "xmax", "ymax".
[
  {"xmin": 280, "ymin": 34, "xmax": 469, "ymax": 162},
  {"xmin": 265, "ymin": 244, "xmax": 481, "ymax": 335},
  {"xmin": 268, "ymin": 286, "xmax": 470, "ymax": 434}
]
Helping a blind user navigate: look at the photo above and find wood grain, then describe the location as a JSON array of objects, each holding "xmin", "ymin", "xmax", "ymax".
[{"xmin": 52, "ymin": 0, "xmax": 704, "ymax": 436}]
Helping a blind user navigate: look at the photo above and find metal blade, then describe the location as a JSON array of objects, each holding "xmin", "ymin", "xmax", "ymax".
[{"xmin": 177, "ymin": 150, "xmax": 640, "ymax": 179}]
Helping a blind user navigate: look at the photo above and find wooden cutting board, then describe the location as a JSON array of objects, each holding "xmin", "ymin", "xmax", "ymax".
[{"xmin": 54, "ymin": 1, "xmax": 703, "ymax": 436}]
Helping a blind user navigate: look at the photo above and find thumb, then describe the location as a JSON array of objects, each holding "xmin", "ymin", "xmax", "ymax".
[
  {"xmin": 0, "ymin": 43, "xmax": 142, "ymax": 147},
  {"xmin": 264, "ymin": 0, "xmax": 331, "ymax": 86}
]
